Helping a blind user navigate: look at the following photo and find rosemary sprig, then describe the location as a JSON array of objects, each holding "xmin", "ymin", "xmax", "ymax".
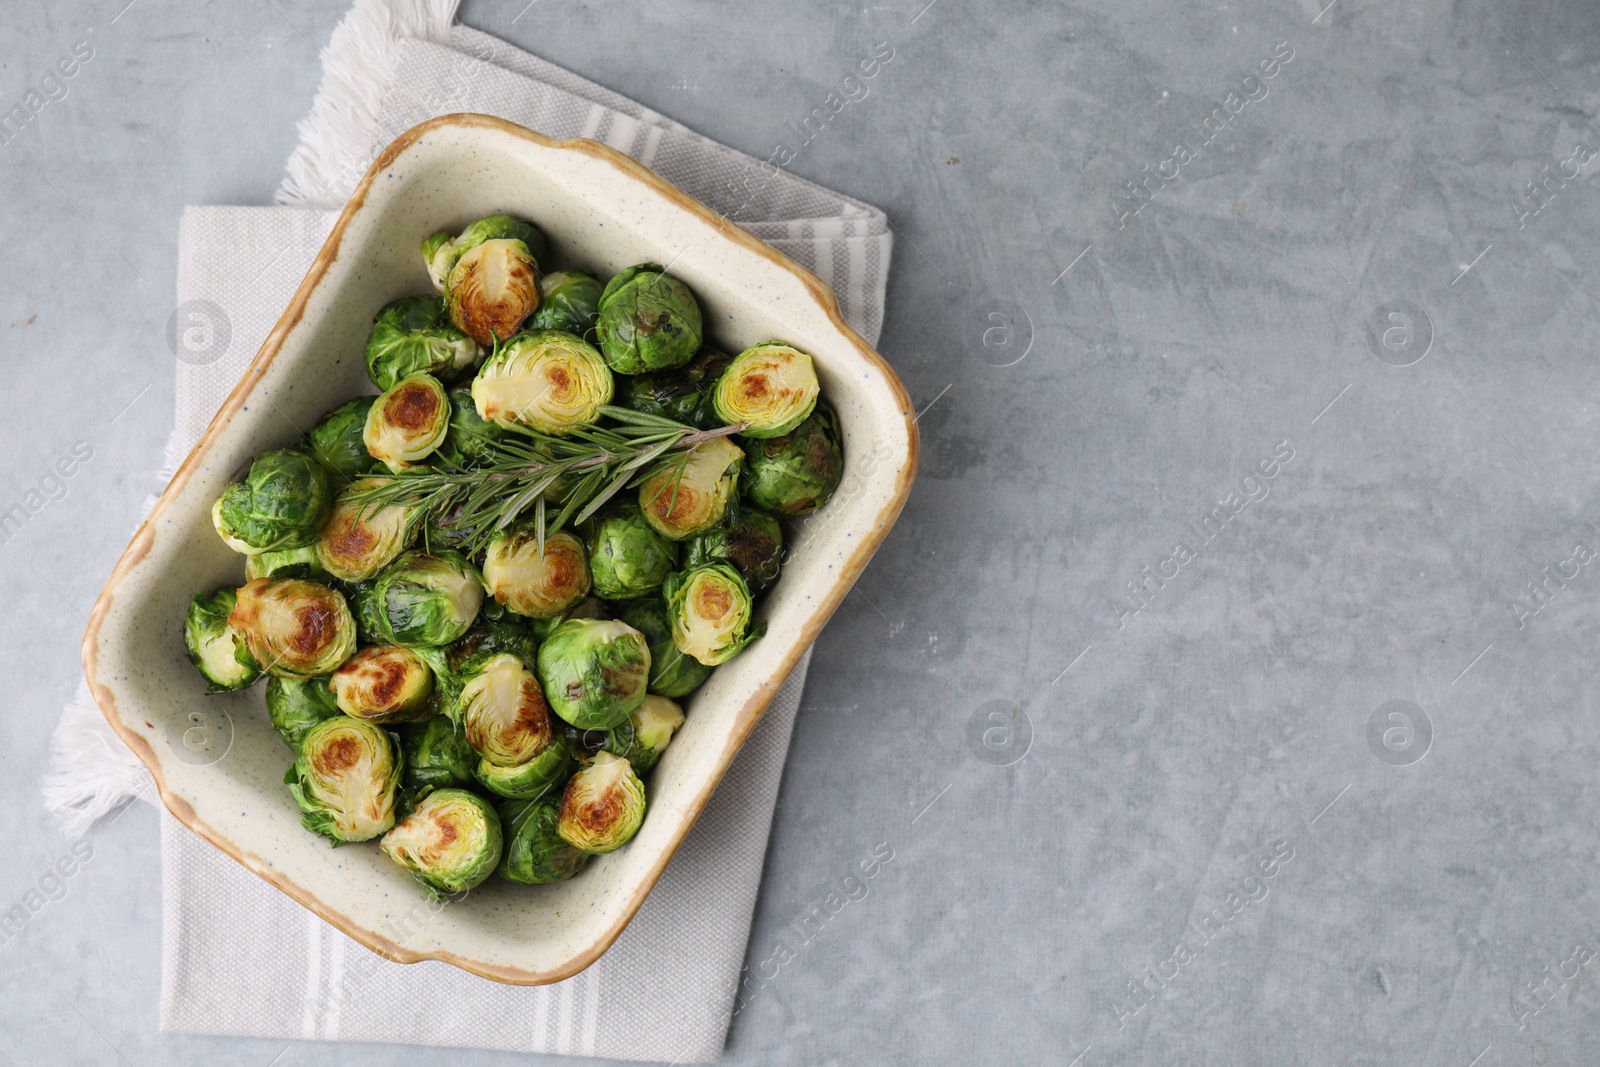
[{"xmin": 349, "ymin": 405, "xmax": 745, "ymax": 557}]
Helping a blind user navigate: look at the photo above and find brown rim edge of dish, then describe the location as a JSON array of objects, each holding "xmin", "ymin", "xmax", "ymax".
[{"xmin": 80, "ymin": 113, "xmax": 920, "ymax": 986}]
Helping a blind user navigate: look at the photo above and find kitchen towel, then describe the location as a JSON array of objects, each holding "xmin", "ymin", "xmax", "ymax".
[{"xmin": 42, "ymin": 0, "xmax": 893, "ymax": 1061}]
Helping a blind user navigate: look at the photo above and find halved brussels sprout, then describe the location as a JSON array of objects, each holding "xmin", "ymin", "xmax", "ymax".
[
  {"xmin": 619, "ymin": 349, "xmax": 732, "ymax": 430},
  {"xmin": 665, "ymin": 563, "xmax": 763, "ymax": 666},
  {"xmin": 684, "ymin": 509, "xmax": 783, "ymax": 590},
  {"xmin": 304, "ymin": 396, "xmax": 380, "ymax": 485},
  {"xmin": 364, "ymin": 295, "xmax": 480, "ymax": 390},
  {"xmin": 315, "ymin": 477, "xmax": 418, "ymax": 581},
  {"xmin": 211, "ymin": 449, "xmax": 332, "ymax": 554},
  {"xmin": 471, "ymin": 330, "xmax": 613, "ymax": 435},
  {"xmin": 482, "ymin": 528, "xmax": 591, "ymax": 619},
  {"xmin": 474, "ymin": 732, "xmax": 574, "ymax": 800},
  {"xmin": 744, "ymin": 403, "xmax": 844, "ymax": 515},
  {"xmin": 228, "ymin": 577, "xmax": 357, "ymax": 678},
  {"xmin": 498, "ymin": 794, "xmax": 591, "ymax": 884},
  {"xmin": 330, "ymin": 645, "xmax": 434, "ymax": 722},
  {"xmin": 286, "ymin": 715, "xmax": 400, "ymax": 844},
  {"xmin": 436, "ymin": 379, "xmax": 509, "ymax": 466},
  {"xmin": 575, "ymin": 694, "xmax": 685, "ymax": 774},
  {"xmin": 638, "ymin": 436, "xmax": 742, "ymax": 540},
  {"xmin": 423, "ymin": 214, "xmax": 549, "ymax": 293},
  {"xmin": 594, "ymin": 264, "xmax": 702, "ymax": 373},
  {"xmin": 557, "ymin": 752, "xmax": 647, "ymax": 854},
  {"xmin": 398, "ymin": 714, "xmax": 476, "ymax": 798},
  {"xmin": 265, "ymin": 674, "xmax": 340, "ymax": 747},
  {"xmin": 364, "ymin": 373, "xmax": 450, "ymax": 473},
  {"xmin": 183, "ymin": 588, "xmax": 261, "ymax": 692},
  {"xmin": 245, "ymin": 543, "xmax": 327, "ymax": 582},
  {"xmin": 365, "ymin": 550, "xmax": 484, "ymax": 647},
  {"xmin": 447, "ymin": 239, "xmax": 539, "ymax": 345},
  {"xmin": 537, "ymin": 618, "xmax": 651, "ymax": 730},
  {"xmin": 713, "ymin": 342, "xmax": 820, "ymax": 438},
  {"xmin": 529, "ymin": 269, "xmax": 603, "ymax": 338},
  {"xmin": 586, "ymin": 504, "xmax": 678, "ymax": 600},
  {"xmin": 380, "ymin": 788, "xmax": 502, "ymax": 896},
  {"xmin": 456, "ymin": 653, "xmax": 555, "ymax": 766},
  {"xmin": 618, "ymin": 596, "xmax": 712, "ymax": 698}
]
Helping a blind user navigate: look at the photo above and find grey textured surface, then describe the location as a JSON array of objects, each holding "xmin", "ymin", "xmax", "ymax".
[{"xmin": 4, "ymin": 0, "xmax": 1599, "ymax": 1064}]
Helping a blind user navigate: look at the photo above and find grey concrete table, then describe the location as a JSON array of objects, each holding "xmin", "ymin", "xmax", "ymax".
[{"xmin": 3, "ymin": 0, "xmax": 1597, "ymax": 1063}]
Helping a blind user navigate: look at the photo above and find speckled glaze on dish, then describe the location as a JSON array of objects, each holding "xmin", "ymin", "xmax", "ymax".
[{"xmin": 81, "ymin": 115, "xmax": 918, "ymax": 985}]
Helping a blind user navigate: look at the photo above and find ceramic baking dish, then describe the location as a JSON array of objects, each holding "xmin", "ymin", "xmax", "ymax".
[{"xmin": 81, "ymin": 114, "xmax": 917, "ymax": 984}]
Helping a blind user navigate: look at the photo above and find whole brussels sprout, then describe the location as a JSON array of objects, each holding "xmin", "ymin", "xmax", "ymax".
[
  {"xmin": 574, "ymin": 694, "xmax": 685, "ymax": 774},
  {"xmin": 665, "ymin": 563, "xmax": 763, "ymax": 666},
  {"xmin": 365, "ymin": 550, "xmax": 483, "ymax": 647},
  {"xmin": 456, "ymin": 653, "xmax": 555, "ymax": 766},
  {"xmin": 594, "ymin": 264, "xmax": 702, "ymax": 373},
  {"xmin": 586, "ymin": 505, "xmax": 678, "ymax": 600},
  {"xmin": 183, "ymin": 588, "xmax": 261, "ymax": 692},
  {"xmin": 684, "ymin": 509, "xmax": 783, "ymax": 590},
  {"xmin": 447, "ymin": 239, "xmax": 539, "ymax": 346},
  {"xmin": 713, "ymin": 342, "xmax": 821, "ymax": 438},
  {"xmin": 528, "ymin": 269, "xmax": 603, "ymax": 338},
  {"xmin": 436, "ymin": 379, "xmax": 509, "ymax": 467},
  {"xmin": 380, "ymin": 788, "xmax": 502, "ymax": 897},
  {"xmin": 471, "ymin": 330, "xmax": 613, "ymax": 436},
  {"xmin": 537, "ymin": 618, "xmax": 651, "ymax": 730},
  {"xmin": 443, "ymin": 614, "xmax": 539, "ymax": 679},
  {"xmin": 211, "ymin": 449, "xmax": 332, "ymax": 554},
  {"xmin": 638, "ymin": 436, "xmax": 742, "ymax": 540},
  {"xmin": 245, "ymin": 543, "xmax": 327, "ymax": 582},
  {"xmin": 286, "ymin": 715, "xmax": 400, "ymax": 844},
  {"xmin": 498, "ymin": 794, "xmax": 591, "ymax": 884},
  {"xmin": 617, "ymin": 596, "xmax": 712, "ymax": 698},
  {"xmin": 329, "ymin": 645, "xmax": 434, "ymax": 722},
  {"xmin": 304, "ymin": 397, "xmax": 380, "ymax": 485},
  {"xmin": 398, "ymin": 714, "xmax": 476, "ymax": 798},
  {"xmin": 482, "ymin": 528, "xmax": 591, "ymax": 619},
  {"xmin": 619, "ymin": 349, "xmax": 732, "ymax": 430},
  {"xmin": 474, "ymin": 732, "xmax": 574, "ymax": 800},
  {"xmin": 423, "ymin": 214, "xmax": 549, "ymax": 293},
  {"xmin": 228, "ymin": 576, "xmax": 357, "ymax": 678},
  {"xmin": 530, "ymin": 595, "xmax": 609, "ymax": 643},
  {"xmin": 558, "ymin": 752, "xmax": 647, "ymax": 854},
  {"xmin": 743, "ymin": 404, "xmax": 844, "ymax": 515},
  {"xmin": 364, "ymin": 295, "xmax": 480, "ymax": 390},
  {"xmin": 315, "ymin": 477, "xmax": 418, "ymax": 581},
  {"xmin": 364, "ymin": 373, "xmax": 450, "ymax": 473},
  {"xmin": 265, "ymin": 675, "xmax": 340, "ymax": 747}
]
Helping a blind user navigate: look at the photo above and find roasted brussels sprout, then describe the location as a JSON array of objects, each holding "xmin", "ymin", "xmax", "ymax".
[
  {"xmin": 684, "ymin": 509, "xmax": 783, "ymax": 590},
  {"xmin": 714, "ymin": 342, "xmax": 820, "ymax": 438},
  {"xmin": 474, "ymin": 732, "xmax": 574, "ymax": 800},
  {"xmin": 183, "ymin": 588, "xmax": 260, "ymax": 692},
  {"xmin": 443, "ymin": 614, "xmax": 539, "ymax": 679},
  {"xmin": 498, "ymin": 794, "xmax": 591, "ymax": 884},
  {"xmin": 364, "ymin": 550, "xmax": 484, "ymax": 647},
  {"xmin": 537, "ymin": 618, "xmax": 651, "ymax": 730},
  {"xmin": 364, "ymin": 373, "xmax": 450, "ymax": 473},
  {"xmin": 558, "ymin": 752, "xmax": 647, "ymax": 854},
  {"xmin": 304, "ymin": 396, "xmax": 381, "ymax": 485},
  {"xmin": 330, "ymin": 645, "xmax": 434, "ymax": 722},
  {"xmin": 586, "ymin": 504, "xmax": 678, "ymax": 600},
  {"xmin": 456, "ymin": 653, "xmax": 555, "ymax": 766},
  {"xmin": 594, "ymin": 264, "xmax": 702, "ymax": 373},
  {"xmin": 211, "ymin": 449, "xmax": 332, "ymax": 554},
  {"xmin": 436, "ymin": 379, "xmax": 509, "ymax": 466},
  {"xmin": 530, "ymin": 595, "xmax": 609, "ymax": 643},
  {"xmin": 245, "ymin": 543, "xmax": 327, "ymax": 582},
  {"xmin": 422, "ymin": 214, "xmax": 549, "ymax": 294},
  {"xmin": 398, "ymin": 714, "xmax": 477, "ymax": 797},
  {"xmin": 577, "ymin": 694, "xmax": 685, "ymax": 774},
  {"xmin": 743, "ymin": 403, "xmax": 844, "ymax": 515},
  {"xmin": 471, "ymin": 330, "xmax": 613, "ymax": 435},
  {"xmin": 481, "ymin": 528, "xmax": 591, "ymax": 619},
  {"xmin": 286, "ymin": 715, "xmax": 400, "ymax": 844},
  {"xmin": 618, "ymin": 596, "xmax": 712, "ymax": 698},
  {"xmin": 228, "ymin": 576, "xmax": 357, "ymax": 678},
  {"xmin": 364, "ymin": 295, "xmax": 480, "ymax": 390},
  {"xmin": 315, "ymin": 477, "xmax": 417, "ymax": 581},
  {"xmin": 665, "ymin": 563, "xmax": 763, "ymax": 666},
  {"xmin": 619, "ymin": 349, "xmax": 732, "ymax": 429},
  {"xmin": 380, "ymin": 788, "xmax": 502, "ymax": 896},
  {"xmin": 638, "ymin": 436, "xmax": 742, "ymax": 540},
  {"xmin": 265, "ymin": 674, "xmax": 340, "ymax": 747},
  {"xmin": 528, "ymin": 269, "xmax": 603, "ymax": 338}
]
